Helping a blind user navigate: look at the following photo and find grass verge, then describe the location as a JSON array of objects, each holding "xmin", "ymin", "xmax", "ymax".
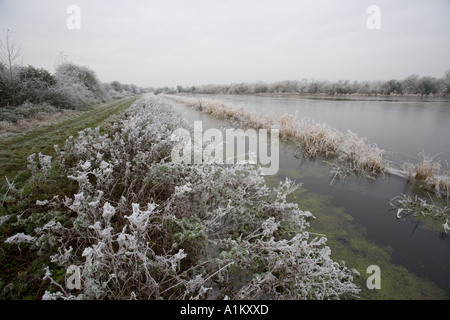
[{"xmin": 0, "ymin": 96, "xmax": 138, "ymax": 189}]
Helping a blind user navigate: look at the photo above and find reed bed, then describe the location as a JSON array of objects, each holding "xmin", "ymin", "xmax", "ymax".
[
  {"xmin": 167, "ymin": 95, "xmax": 273, "ymax": 130},
  {"xmin": 390, "ymin": 193, "xmax": 450, "ymax": 233},
  {"xmin": 0, "ymin": 94, "xmax": 360, "ymax": 300},
  {"xmin": 166, "ymin": 95, "xmax": 386, "ymax": 178},
  {"xmin": 279, "ymin": 115, "xmax": 345, "ymax": 158},
  {"xmin": 166, "ymin": 94, "xmax": 449, "ymax": 230}
]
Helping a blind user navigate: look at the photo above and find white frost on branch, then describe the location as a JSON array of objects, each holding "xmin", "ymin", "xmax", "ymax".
[{"xmin": 5, "ymin": 233, "xmax": 37, "ymax": 246}]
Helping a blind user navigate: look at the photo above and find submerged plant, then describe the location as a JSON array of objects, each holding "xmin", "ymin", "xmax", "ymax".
[{"xmin": 390, "ymin": 193, "xmax": 450, "ymax": 233}]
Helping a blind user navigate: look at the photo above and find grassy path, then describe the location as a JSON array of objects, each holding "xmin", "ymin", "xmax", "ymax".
[{"xmin": 0, "ymin": 96, "xmax": 138, "ymax": 187}]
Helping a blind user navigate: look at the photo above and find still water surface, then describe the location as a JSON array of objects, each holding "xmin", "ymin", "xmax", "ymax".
[{"xmin": 170, "ymin": 94, "xmax": 450, "ymax": 299}]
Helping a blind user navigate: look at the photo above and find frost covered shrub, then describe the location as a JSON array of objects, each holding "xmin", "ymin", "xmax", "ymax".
[
  {"xmin": 0, "ymin": 107, "xmax": 22, "ymax": 123},
  {"xmin": 48, "ymin": 74, "xmax": 95, "ymax": 110},
  {"xmin": 16, "ymin": 65, "xmax": 56, "ymax": 105},
  {"xmin": 4, "ymin": 94, "xmax": 360, "ymax": 300},
  {"xmin": 47, "ymin": 63, "xmax": 108, "ymax": 110},
  {"xmin": 16, "ymin": 102, "xmax": 58, "ymax": 119},
  {"xmin": 164, "ymin": 95, "xmax": 273, "ymax": 131}
]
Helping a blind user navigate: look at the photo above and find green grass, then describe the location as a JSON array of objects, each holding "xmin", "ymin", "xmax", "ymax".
[{"xmin": 0, "ymin": 96, "xmax": 138, "ymax": 189}]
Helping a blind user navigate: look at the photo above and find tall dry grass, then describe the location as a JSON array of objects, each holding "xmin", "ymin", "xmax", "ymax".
[
  {"xmin": 403, "ymin": 152, "xmax": 449, "ymax": 198},
  {"xmin": 166, "ymin": 95, "xmax": 273, "ymax": 130},
  {"xmin": 279, "ymin": 115, "xmax": 345, "ymax": 158},
  {"xmin": 278, "ymin": 114, "xmax": 385, "ymax": 177}
]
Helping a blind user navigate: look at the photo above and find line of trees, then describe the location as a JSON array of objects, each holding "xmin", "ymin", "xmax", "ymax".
[
  {"xmin": 0, "ymin": 30, "xmax": 151, "ymax": 119},
  {"xmin": 172, "ymin": 71, "xmax": 450, "ymax": 97}
]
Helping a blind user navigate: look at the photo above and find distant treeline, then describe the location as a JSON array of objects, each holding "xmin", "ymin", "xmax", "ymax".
[{"xmin": 167, "ymin": 71, "xmax": 450, "ymax": 97}]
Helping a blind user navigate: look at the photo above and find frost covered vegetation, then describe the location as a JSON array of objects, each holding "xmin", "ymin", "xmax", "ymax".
[
  {"xmin": 165, "ymin": 95, "xmax": 450, "ymax": 196},
  {"xmin": 402, "ymin": 152, "xmax": 450, "ymax": 198},
  {"xmin": 168, "ymin": 71, "xmax": 450, "ymax": 97},
  {"xmin": 0, "ymin": 97, "xmax": 138, "ymax": 187},
  {"xmin": 164, "ymin": 95, "xmax": 385, "ymax": 179},
  {"xmin": 0, "ymin": 94, "xmax": 360, "ymax": 300},
  {"xmin": 394, "ymin": 153, "xmax": 450, "ymax": 231},
  {"xmin": 0, "ymin": 31, "xmax": 148, "ymax": 125},
  {"xmin": 164, "ymin": 95, "xmax": 450, "ymax": 232}
]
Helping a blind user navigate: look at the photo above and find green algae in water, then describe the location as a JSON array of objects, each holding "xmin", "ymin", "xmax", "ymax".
[{"xmin": 264, "ymin": 170, "xmax": 447, "ymax": 300}]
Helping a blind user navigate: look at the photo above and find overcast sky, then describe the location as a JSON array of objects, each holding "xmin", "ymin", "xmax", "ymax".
[{"xmin": 1, "ymin": 0, "xmax": 449, "ymax": 88}]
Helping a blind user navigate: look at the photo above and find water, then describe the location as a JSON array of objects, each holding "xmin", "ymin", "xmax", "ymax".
[
  {"xmin": 169, "ymin": 94, "xmax": 450, "ymax": 299},
  {"xmin": 192, "ymin": 94, "xmax": 450, "ymax": 166}
]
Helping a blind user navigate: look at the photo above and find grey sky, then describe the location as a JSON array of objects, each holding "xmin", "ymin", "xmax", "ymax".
[{"xmin": 1, "ymin": 0, "xmax": 449, "ymax": 88}]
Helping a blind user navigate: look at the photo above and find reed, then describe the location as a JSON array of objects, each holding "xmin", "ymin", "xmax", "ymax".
[
  {"xmin": 167, "ymin": 95, "xmax": 274, "ymax": 131},
  {"xmin": 166, "ymin": 95, "xmax": 450, "ymax": 193},
  {"xmin": 403, "ymin": 152, "xmax": 449, "ymax": 197},
  {"xmin": 165, "ymin": 95, "xmax": 387, "ymax": 178},
  {"xmin": 337, "ymin": 130, "xmax": 385, "ymax": 177}
]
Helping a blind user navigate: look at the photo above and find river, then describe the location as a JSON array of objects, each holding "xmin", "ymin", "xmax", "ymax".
[
  {"xmin": 192, "ymin": 94, "xmax": 450, "ymax": 165},
  {"xmin": 168, "ymin": 93, "xmax": 450, "ymax": 300}
]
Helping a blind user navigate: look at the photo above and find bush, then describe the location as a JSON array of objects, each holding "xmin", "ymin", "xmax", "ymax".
[
  {"xmin": 45, "ymin": 63, "xmax": 102, "ymax": 110},
  {"xmin": 1, "ymin": 55, "xmax": 144, "ymax": 112},
  {"xmin": 15, "ymin": 65, "xmax": 56, "ymax": 106}
]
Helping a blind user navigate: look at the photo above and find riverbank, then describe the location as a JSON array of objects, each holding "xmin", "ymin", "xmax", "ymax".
[{"xmin": 167, "ymin": 94, "xmax": 450, "ymax": 299}]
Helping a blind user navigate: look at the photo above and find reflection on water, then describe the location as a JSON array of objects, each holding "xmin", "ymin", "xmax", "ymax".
[{"xmin": 170, "ymin": 96, "xmax": 450, "ymax": 299}]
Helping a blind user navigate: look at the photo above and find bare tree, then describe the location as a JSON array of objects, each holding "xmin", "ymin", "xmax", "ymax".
[{"xmin": 0, "ymin": 29, "xmax": 22, "ymax": 106}]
